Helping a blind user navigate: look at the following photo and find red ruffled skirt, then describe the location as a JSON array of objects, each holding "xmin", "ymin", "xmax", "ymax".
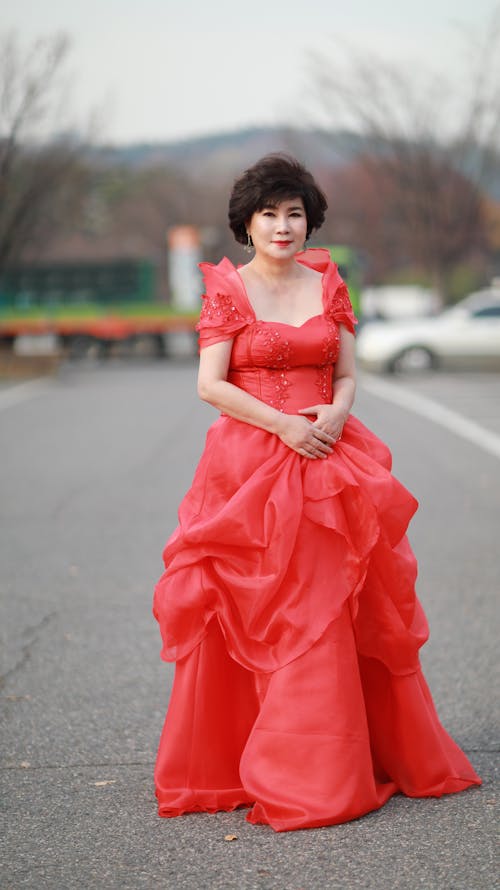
[{"xmin": 153, "ymin": 414, "xmax": 481, "ymax": 831}]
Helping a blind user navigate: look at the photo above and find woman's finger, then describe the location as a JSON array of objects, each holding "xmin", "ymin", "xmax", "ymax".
[
  {"xmin": 299, "ymin": 447, "xmax": 316, "ymax": 459},
  {"xmin": 311, "ymin": 440, "xmax": 333, "ymax": 455},
  {"xmin": 312, "ymin": 428, "xmax": 336, "ymax": 445}
]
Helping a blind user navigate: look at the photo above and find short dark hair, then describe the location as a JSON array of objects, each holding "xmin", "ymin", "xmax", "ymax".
[{"xmin": 228, "ymin": 153, "xmax": 328, "ymax": 244}]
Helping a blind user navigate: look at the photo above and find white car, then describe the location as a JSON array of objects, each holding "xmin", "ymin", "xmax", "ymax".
[{"xmin": 355, "ymin": 288, "xmax": 500, "ymax": 373}]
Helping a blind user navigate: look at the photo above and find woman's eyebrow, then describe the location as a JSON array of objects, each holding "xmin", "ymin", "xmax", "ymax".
[{"xmin": 262, "ymin": 204, "xmax": 303, "ymax": 211}]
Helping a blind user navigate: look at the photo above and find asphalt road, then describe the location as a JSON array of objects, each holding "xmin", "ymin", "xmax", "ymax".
[{"xmin": 1, "ymin": 360, "xmax": 498, "ymax": 890}]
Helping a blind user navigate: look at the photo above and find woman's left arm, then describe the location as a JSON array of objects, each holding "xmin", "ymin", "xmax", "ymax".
[{"xmin": 297, "ymin": 326, "xmax": 356, "ymax": 441}]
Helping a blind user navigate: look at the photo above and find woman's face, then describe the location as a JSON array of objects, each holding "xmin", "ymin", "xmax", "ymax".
[{"xmin": 247, "ymin": 197, "xmax": 308, "ymax": 260}]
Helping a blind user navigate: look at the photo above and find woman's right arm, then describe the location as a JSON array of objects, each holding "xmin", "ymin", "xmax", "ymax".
[{"xmin": 197, "ymin": 340, "xmax": 334, "ymax": 459}]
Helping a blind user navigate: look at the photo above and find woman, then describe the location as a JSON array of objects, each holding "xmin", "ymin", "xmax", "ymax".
[{"xmin": 153, "ymin": 154, "xmax": 481, "ymax": 832}]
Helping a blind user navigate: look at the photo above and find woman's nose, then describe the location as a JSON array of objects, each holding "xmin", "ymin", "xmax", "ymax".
[{"xmin": 276, "ymin": 216, "xmax": 290, "ymax": 232}]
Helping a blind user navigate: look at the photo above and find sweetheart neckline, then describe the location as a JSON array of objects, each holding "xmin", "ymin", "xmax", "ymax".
[
  {"xmin": 234, "ymin": 266, "xmax": 327, "ymax": 331},
  {"xmin": 251, "ymin": 314, "xmax": 324, "ymax": 330}
]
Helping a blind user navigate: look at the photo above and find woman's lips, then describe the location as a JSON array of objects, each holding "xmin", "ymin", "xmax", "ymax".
[{"xmin": 273, "ymin": 241, "xmax": 293, "ymax": 247}]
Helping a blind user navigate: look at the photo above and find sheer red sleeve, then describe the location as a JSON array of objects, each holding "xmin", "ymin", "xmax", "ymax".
[
  {"xmin": 195, "ymin": 260, "xmax": 252, "ymax": 349},
  {"xmin": 323, "ymin": 264, "xmax": 358, "ymax": 335}
]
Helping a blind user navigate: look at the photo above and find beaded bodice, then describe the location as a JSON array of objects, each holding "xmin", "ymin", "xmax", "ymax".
[
  {"xmin": 196, "ymin": 250, "xmax": 357, "ymax": 415},
  {"xmin": 226, "ymin": 316, "xmax": 341, "ymax": 412}
]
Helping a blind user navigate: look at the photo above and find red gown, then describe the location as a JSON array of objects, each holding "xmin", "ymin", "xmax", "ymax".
[{"xmin": 152, "ymin": 248, "xmax": 481, "ymax": 831}]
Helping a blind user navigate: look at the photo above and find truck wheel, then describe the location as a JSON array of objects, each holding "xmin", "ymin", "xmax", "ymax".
[{"xmin": 68, "ymin": 335, "xmax": 103, "ymax": 360}]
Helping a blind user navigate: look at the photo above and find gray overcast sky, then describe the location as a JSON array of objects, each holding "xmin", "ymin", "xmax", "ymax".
[{"xmin": 3, "ymin": 0, "xmax": 498, "ymax": 144}]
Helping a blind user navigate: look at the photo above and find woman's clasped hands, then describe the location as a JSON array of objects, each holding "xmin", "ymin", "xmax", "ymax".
[{"xmin": 277, "ymin": 404, "xmax": 346, "ymax": 460}]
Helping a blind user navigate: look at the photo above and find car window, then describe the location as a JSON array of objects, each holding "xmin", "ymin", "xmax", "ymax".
[{"xmin": 471, "ymin": 305, "xmax": 500, "ymax": 318}]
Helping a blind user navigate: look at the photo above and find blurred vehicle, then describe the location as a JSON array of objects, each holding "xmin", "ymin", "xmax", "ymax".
[
  {"xmin": 360, "ymin": 284, "xmax": 441, "ymax": 321},
  {"xmin": 0, "ymin": 259, "xmax": 198, "ymax": 359},
  {"xmin": 355, "ymin": 287, "xmax": 500, "ymax": 373}
]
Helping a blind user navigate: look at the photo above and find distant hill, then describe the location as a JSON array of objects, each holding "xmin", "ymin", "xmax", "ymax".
[
  {"xmin": 90, "ymin": 126, "xmax": 500, "ymax": 198},
  {"xmin": 91, "ymin": 127, "xmax": 366, "ymax": 179}
]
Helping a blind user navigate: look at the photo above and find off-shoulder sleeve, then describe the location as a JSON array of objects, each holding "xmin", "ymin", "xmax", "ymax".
[
  {"xmin": 195, "ymin": 260, "xmax": 252, "ymax": 349},
  {"xmin": 323, "ymin": 264, "xmax": 358, "ymax": 335}
]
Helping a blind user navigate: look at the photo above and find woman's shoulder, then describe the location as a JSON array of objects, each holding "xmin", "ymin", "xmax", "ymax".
[
  {"xmin": 295, "ymin": 247, "xmax": 333, "ymax": 273},
  {"xmin": 296, "ymin": 248, "xmax": 345, "ymax": 292},
  {"xmin": 198, "ymin": 257, "xmax": 251, "ymax": 302},
  {"xmin": 198, "ymin": 257, "xmax": 251, "ymax": 305},
  {"xmin": 199, "ymin": 255, "xmax": 239, "ymax": 288},
  {"xmin": 296, "ymin": 248, "xmax": 358, "ymax": 333},
  {"xmin": 196, "ymin": 257, "xmax": 254, "ymax": 347}
]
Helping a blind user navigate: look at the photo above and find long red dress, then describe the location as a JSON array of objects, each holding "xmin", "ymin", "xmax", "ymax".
[{"xmin": 152, "ymin": 248, "xmax": 481, "ymax": 831}]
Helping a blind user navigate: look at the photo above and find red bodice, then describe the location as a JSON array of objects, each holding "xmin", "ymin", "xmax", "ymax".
[{"xmin": 195, "ymin": 249, "xmax": 357, "ymax": 414}]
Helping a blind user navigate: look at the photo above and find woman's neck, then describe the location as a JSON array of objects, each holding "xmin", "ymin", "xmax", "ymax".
[{"xmin": 247, "ymin": 253, "xmax": 303, "ymax": 284}]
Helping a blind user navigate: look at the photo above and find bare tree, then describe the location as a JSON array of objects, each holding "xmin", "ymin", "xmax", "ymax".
[
  {"xmin": 0, "ymin": 32, "xmax": 89, "ymax": 273},
  {"xmin": 307, "ymin": 9, "xmax": 500, "ymax": 297}
]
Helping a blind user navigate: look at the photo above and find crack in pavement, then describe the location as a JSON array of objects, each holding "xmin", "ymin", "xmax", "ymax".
[{"xmin": 0, "ymin": 611, "xmax": 57, "ymax": 687}]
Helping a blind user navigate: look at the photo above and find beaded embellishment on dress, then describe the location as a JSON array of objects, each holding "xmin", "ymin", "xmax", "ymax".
[
  {"xmin": 198, "ymin": 292, "xmax": 248, "ymax": 326},
  {"xmin": 325, "ymin": 283, "xmax": 352, "ymax": 322},
  {"xmin": 316, "ymin": 318, "xmax": 340, "ymax": 401},
  {"xmin": 254, "ymin": 325, "xmax": 292, "ymax": 411}
]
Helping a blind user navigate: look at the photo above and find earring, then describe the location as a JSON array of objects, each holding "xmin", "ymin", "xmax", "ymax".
[{"xmin": 244, "ymin": 232, "xmax": 254, "ymax": 254}]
